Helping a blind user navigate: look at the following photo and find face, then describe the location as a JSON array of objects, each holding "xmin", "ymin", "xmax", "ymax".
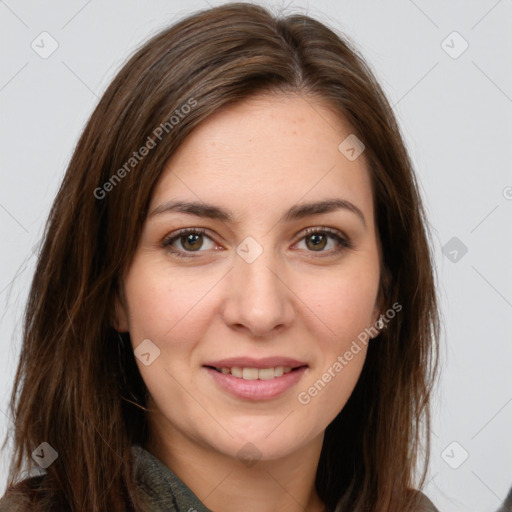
[{"xmin": 115, "ymin": 93, "xmax": 383, "ymax": 462}]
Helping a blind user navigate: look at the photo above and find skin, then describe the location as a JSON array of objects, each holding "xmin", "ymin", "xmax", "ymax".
[{"xmin": 115, "ymin": 92, "xmax": 384, "ymax": 512}]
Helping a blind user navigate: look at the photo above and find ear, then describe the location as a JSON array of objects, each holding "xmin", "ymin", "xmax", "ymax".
[
  {"xmin": 372, "ymin": 256, "xmax": 392, "ymax": 325},
  {"xmin": 370, "ymin": 273, "xmax": 389, "ymax": 336},
  {"xmin": 112, "ymin": 291, "xmax": 130, "ymax": 333},
  {"xmin": 371, "ymin": 293, "xmax": 384, "ymax": 332},
  {"xmin": 370, "ymin": 236, "xmax": 391, "ymax": 332}
]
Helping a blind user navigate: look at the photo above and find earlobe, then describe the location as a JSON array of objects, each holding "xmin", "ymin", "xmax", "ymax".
[
  {"xmin": 370, "ymin": 251, "xmax": 391, "ymax": 338},
  {"xmin": 372, "ymin": 301, "xmax": 381, "ymax": 327},
  {"xmin": 112, "ymin": 295, "xmax": 130, "ymax": 333},
  {"xmin": 371, "ymin": 285, "xmax": 387, "ymax": 338}
]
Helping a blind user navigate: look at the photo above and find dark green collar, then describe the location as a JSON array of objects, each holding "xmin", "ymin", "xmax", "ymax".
[{"xmin": 132, "ymin": 445, "xmax": 211, "ymax": 512}]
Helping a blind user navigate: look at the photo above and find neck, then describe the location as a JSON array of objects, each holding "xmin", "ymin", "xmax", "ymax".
[{"xmin": 146, "ymin": 418, "xmax": 326, "ymax": 512}]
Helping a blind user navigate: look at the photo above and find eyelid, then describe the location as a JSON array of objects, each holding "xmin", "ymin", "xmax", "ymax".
[
  {"xmin": 161, "ymin": 225, "xmax": 352, "ymax": 258},
  {"xmin": 297, "ymin": 226, "xmax": 353, "ymax": 253},
  {"xmin": 162, "ymin": 227, "xmax": 216, "ymax": 254},
  {"xmin": 300, "ymin": 226, "xmax": 350, "ymax": 243}
]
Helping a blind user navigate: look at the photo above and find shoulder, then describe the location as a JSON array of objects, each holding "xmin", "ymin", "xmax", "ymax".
[
  {"xmin": 497, "ymin": 485, "xmax": 512, "ymax": 512},
  {"xmin": 0, "ymin": 493, "xmax": 26, "ymax": 511},
  {"xmin": 409, "ymin": 489, "xmax": 439, "ymax": 512},
  {"xmin": 0, "ymin": 475, "xmax": 46, "ymax": 512},
  {"xmin": 0, "ymin": 478, "xmax": 44, "ymax": 510}
]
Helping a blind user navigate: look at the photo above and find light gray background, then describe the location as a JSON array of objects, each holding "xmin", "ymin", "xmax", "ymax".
[{"xmin": 0, "ymin": 1, "xmax": 511, "ymax": 511}]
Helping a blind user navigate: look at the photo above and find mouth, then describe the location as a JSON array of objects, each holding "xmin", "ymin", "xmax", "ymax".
[
  {"xmin": 204, "ymin": 365, "xmax": 306, "ymax": 380},
  {"xmin": 202, "ymin": 357, "xmax": 308, "ymax": 400}
]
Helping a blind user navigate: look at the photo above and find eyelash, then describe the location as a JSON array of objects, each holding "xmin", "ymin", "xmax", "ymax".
[{"xmin": 161, "ymin": 227, "xmax": 352, "ymax": 259}]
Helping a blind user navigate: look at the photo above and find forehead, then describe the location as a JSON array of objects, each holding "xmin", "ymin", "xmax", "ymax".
[{"xmin": 150, "ymin": 93, "xmax": 374, "ymax": 226}]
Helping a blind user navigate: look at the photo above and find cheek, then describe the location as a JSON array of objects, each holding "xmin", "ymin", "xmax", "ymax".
[
  {"xmin": 297, "ymin": 264, "xmax": 380, "ymax": 345},
  {"xmin": 292, "ymin": 266, "xmax": 377, "ymax": 415},
  {"xmin": 123, "ymin": 260, "xmax": 222, "ymax": 343}
]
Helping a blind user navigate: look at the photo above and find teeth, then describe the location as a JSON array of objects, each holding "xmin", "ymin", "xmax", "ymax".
[
  {"xmin": 231, "ymin": 367, "xmax": 243, "ymax": 378},
  {"xmin": 217, "ymin": 366, "xmax": 295, "ymax": 380},
  {"xmin": 258, "ymin": 368, "xmax": 275, "ymax": 380},
  {"xmin": 242, "ymin": 367, "xmax": 259, "ymax": 380}
]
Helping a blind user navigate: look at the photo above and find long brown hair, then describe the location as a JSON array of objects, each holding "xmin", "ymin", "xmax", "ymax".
[{"xmin": 1, "ymin": 3, "xmax": 440, "ymax": 511}]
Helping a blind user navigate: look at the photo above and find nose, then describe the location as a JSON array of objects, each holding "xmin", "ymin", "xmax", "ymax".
[{"xmin": 220, "ymin": 244, "xmax": 295, "ymax": 338}]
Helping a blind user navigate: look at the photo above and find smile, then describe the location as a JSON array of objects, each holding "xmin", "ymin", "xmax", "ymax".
[
  {"xmin": 211, "ymin": 366, "xmax": 295, "ymax": 380},
  {"xmin": 203, "ymin": 362, "xmax": 308, "ymax": 400}
]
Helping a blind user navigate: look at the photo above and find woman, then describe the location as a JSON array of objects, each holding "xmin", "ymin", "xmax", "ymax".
[
  {"xmin": 0, "ymin": 3, "xmax": 440, "ymax": 511},
  {"xmin": 498, "ymin": 487, "xmax": 512, "ymax": 512}
]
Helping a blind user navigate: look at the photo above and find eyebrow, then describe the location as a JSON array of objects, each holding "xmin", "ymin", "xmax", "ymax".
[{"xmin": 149, "ymin": 198, "xmax": 366, "ymax": 228}]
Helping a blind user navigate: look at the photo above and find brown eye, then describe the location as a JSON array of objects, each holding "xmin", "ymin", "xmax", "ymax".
[
  {"xmin": 181, "ymin": 233, "xmax": 204, "ymax": 251},
  {"xmin": 305, "ymin": 233, "xmax": 328, "ymax": 251},
  {"xmin": 162, "ymin": 228, "xmax": 217, "ymax": 258},
  {"xmin": 296, "ymin": 227, "xmax": 352, "ymax": 256}
]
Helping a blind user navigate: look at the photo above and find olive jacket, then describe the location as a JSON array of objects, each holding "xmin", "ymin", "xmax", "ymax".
[{"xmin": 0, "ymin": 444, "xmax": 440, "ymax": 511}]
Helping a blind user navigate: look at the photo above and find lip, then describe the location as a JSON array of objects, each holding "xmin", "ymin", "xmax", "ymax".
[
  {"xmin": 202, "ymin": 357, "xmax": 308, "ymax": 401},
  {"xmin": 204, "ymin": 366, "xmax": 307, "ymax": 400},
  {"xmin": 202, "ymin": 356, "xmax": 307, "ymax": 369}
]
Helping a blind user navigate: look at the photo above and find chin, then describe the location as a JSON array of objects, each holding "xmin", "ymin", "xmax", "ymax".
[{"xmin": 210, "ymin": 422, "xmax": 317, "ymax": 462}]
